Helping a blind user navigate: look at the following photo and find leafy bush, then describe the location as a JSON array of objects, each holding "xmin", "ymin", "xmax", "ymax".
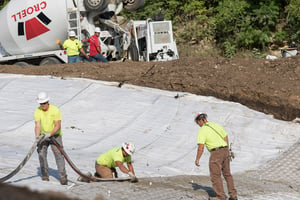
[{"xmin": 222, "ymin": 41, "xmax": 236, "ymax": 58}]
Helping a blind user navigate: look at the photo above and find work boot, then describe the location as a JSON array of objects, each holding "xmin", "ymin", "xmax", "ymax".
[
  {"xmin": 77, "ymin": 172, "xmax": 92, "ymax": 183},
  {"xmin": 94, "ymin": 172, "xmax": 101, "ymax": 178},
  {"xmin": 60, "ymin": 176, "xmax": 68, "ymax": 185},
  {"xmin": 42, "ymin": 176, "xmax": 49, "ymax": 181}
]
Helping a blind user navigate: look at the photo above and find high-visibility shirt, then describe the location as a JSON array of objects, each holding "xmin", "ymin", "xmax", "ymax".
[
  {"xmin": 34, "ymin": 104, "xmax": 62, "ymax": 136},
  {"xmin": 96, "ymin": 147, "xmax": 131, "ymax": 168},
  {"xmin": 197, "ymin": 121, "xmax": 227, "ymax": 151},
  {"xmin": 63, "ymin": 38, "xmax": 82, "ymax": 56}
]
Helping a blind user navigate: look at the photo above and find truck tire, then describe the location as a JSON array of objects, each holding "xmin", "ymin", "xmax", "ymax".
[
  {"xmin": 123, "ymin": 0, "xmax": 144, "ymax": 11},
  {"xmin": 84, "ymin": 0, "xmax": 109, "ymax": 12},
  {"xmin": 40, "ymin": 57, "xmax": 62, "ymax": 65},
  {"xmin": 14, "ymin": 61, "xmax": 30, "ymax": 66},
  {"xmin": 128, "ymin": 43, "xmax": 139, "ymax": 61}
]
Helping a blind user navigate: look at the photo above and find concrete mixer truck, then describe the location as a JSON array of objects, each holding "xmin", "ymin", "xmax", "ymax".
[{"xmin": 0, "ymin": 0, "xmax": 179, "ymax": 65}]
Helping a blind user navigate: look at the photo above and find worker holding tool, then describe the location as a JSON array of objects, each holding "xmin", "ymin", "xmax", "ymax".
[
  {"xmin": 57, "ymin": 30, "xmax": 89, "ymax": 63},
  {"xmin": 194, "ymin": 113, "xmax": 237, "ymax": 200},
  {"xmin": 34, "ymin": 92, "xmax": 68, "ymax": 185},
  {"xmin": 95, "ymin": 142, "xmax": 137, "ymax": 182}
]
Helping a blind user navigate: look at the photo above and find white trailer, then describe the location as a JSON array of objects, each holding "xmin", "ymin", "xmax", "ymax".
[{"xmin": 126, "ymin": 19, "xmax": 179, "ymax": 61}]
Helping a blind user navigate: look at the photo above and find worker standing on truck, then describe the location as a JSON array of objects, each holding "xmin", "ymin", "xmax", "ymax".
[
  {"xmin": 84, "ymin": 27, "xmax": 108, "ymax": 63},
  {"xmin": 34, "ymin": 92, "xmax": 68, "ymax": 185},
  {"xmin": 58, "ymin": 31, "xmax": 89, "ymax": 63},
  {"xmin": 95, "ymin": 142, "xmax": 137, "ymax": 182},
  {"xmin": 194, "ymin": 113, "xmax": 237, "ymax": 200}
]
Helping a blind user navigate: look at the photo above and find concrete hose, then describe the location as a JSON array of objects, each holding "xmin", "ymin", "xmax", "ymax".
[
  {"xmin": 0, "ymin": 135, "xmax": 45, "ymax": 182},
  {"xmin": 50, "ymin": 137, "xmax": 131, "ymax": 182}
]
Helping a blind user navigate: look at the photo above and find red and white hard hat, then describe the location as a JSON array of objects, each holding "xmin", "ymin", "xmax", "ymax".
[
  {"xmin": 36, "ymin": 92, "xmax": 50, "ymax": 103},
  {"xmin": 194, "ymin": 112, "xmax": 207, "ymax": 122},
  {"xmin": 122, "ymin": 142, "xmax": 135, "ymax": 156}
]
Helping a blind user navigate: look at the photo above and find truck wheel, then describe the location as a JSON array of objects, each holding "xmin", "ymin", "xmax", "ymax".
[
  {"xmin": 123, "ymin": 0, "xmax": 144, "ymax": 11},
  {"xmin": 14, "ymin": 61, "xmax": 30, "ymax": 66},
  {"xmin": 84, "ymin": 0, "xmax": 109, "ymax": 12},
  {"xmin": 128, "ymin": 43, "xmax": 139, "ymax": 61},
  {"xmin": 40, "ymin": 57, "xmax": 62, "ymax": 65}
]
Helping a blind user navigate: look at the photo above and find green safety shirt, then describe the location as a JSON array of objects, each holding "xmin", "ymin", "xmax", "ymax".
[
  {"xmin": 34, "ymin": 104, "xmax": 62, "ymax": 136},
  {"xmin": 197, "ymin": 121, "xmax": 228, "ymax": 151},
  {"xmin": 63, "ymin": 38, "xmax": 82, "ymax": 56},
  {"xmin": 96, "ymin": 147, "xmax": 131, "ymax": 168}
]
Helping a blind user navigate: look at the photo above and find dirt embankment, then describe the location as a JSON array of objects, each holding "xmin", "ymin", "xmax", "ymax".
[{"xmin": 0, "ymin": 55, "xmax": 299, "ymax": 121}]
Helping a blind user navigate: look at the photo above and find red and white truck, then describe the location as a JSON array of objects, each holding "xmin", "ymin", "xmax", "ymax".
[{"xmin": 0, "ymin": 0, "xmax": 178, "ymax": 65}]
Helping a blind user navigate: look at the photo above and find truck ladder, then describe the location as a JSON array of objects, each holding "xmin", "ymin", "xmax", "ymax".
[{"xmin": 67, "ymin": 8, "xmax": 81, "ymax": 39}]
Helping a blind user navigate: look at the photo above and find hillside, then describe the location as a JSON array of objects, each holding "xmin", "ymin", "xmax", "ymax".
[{"xmin": 0, "ymin": 55, "xmax": 299, "ymax": 121}]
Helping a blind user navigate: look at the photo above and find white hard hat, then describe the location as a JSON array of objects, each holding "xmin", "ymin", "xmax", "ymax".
[
  {"xmin": 68, "ymin": 31, "xmax": 76, "ymax": 37},
  {"xmin": 122, "ymin": 142, "xmax": 135, "ymax": 156},
  {"xmin": 95, "ymin": 27, "xmax": 101, "ymax": 33},
  {"xmin": 36, "ymin": 92, "xmax": 50, "ymax": 103}
]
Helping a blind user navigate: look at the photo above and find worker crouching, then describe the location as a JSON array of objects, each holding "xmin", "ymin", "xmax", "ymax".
[{"xmin": 95, "ymin": 142, "xmax": 137, "ymax": 182}]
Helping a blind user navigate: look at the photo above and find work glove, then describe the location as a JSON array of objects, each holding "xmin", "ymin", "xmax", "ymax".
[
  {"xmin": 229, "ymin": 149, "xmax": 235, "ymax": 161},
  {"xmin": 39, "ymin": 134, "xmax": 52, "ymax": 143},
  {"xmin": 128, "ymin": 172, "xmax": 138, "ymax": 183},
  {"xmin": 44, "ymin": 134, "xmax": 52, "ymax": 139},
  {"xmin": 35, "ymin": 135, "xmax": 44, "ymax": 141}
]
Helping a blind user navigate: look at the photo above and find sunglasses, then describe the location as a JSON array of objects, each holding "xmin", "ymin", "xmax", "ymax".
[{"xmin": 40, "ymin": 102, "xmax": 48, "ymax": 105}]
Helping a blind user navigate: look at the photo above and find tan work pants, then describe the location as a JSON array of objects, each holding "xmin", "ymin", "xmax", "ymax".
[
  {"xmin": 209, "ymin": 147, "xmax": 237, "ymax": 200},
  {"xmin": 95, "ymin": 163, "xmax": 116, "ymax": 178}
]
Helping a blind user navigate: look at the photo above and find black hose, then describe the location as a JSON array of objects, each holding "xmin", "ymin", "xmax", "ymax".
[
  {"xmin": 50, "ymin": 137, "xmax": 131, "ymax": 182},
  {"xmin": 0, "ymin": 135, "xmax": 45, "ymax": 182}
]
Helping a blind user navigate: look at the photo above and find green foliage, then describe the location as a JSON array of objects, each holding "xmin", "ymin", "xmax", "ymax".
[
  {"xmin": 285, "ymin": 0, "xmax": 300, "ymax": 43},
  {"xmin": 0, "ymin": 0, "xmax": 9, "ymax": 10},
  {"xmin": 175, "ymin": 1, "xmax": 215, "ymax": 44},
  {"xmin": 251, "ymin": 1, "xmax": 279, "ymax": 30},
  {"xmin": 237, "ymin": 27, "xmax": 270, "ymax": 49},
  {"xmin": 123, "ymin": 0, "xmax": 215, "ymax": 45},
  {"xmin": 126, "ymin": 0, "xmax": 298, "ymax": 56},
  {"xmin": 273, "ymin": 30, "xmax": 288, "ymax": 43},
  {"xmin": 214, "ymin": 0, "xmax": 249, "ymax": 36},
  {"xmin": 222, "ymin": 41, "xmax": 236, "ymax": 58},
  {"xmin": 252, "ymin": 48, "xmax": 261, "ymax": 58},
  {"xmin": 286, "ymin": 0, "xmax": 300, "ymax": 20}
]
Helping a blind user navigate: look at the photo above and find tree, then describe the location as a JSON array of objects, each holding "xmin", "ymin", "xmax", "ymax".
[
  {"xmin": 285, "ymin": 0, "xmax": 300, "ymax": 42},
  {"xmin": 0, "ymin": 0, "xmax": 9, "ymax": 9},
  {"xmin": 213, "ymin": 0, "xmax": 249, "ymax": 42}
]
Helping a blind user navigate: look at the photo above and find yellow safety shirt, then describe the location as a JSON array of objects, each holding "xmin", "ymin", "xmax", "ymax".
[
  {"xmin": 197, "ymin": 121, "xmax": 227, "ymax": 151},
  {"xmin": 96, "ymin": 147, "xmax": 131, "ymax": 168},
  {"xmin": 63, "ymin": 38, "xmax": 82, "ymax": 56},
  {"xmin": 34, "ymin": 104, "xmax": 62, "ymax": 136}
]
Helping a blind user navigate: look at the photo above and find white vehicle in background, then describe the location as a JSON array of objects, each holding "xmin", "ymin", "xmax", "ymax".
[
  {"xmin": 0, "ymin": 0, "xmax": 178, "ymax": 66},
  {"xmin": 126, "ymin": 19, "xmax": 179, "ymax": 61}
]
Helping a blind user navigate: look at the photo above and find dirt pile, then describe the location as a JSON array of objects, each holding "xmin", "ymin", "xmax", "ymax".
[{"xmin": 0, "ymin": 56, "xmax": 299, "ymax": 121}]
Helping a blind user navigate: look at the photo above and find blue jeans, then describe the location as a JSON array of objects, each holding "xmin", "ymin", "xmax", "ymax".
[
  {"xmin": 68, "ymin": 55, "xmax": 80, "ymax": 63},
  {"xmin": 91, "ymin": 54, "xmax": 108, "ymax": 63}
]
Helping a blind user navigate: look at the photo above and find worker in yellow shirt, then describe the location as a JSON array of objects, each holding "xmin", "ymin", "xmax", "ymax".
[
  {"xmin": 58, "ymin": 31, "xmax": 89, "ymax": 63},
  {"xmin": 194, "ymin": 113, "xmax": 237, "ymax": 200},
  {"xmin": 34, "ymin": 92, "xmax": 68, "ymax": 185},
  {"xmin": 95, "ymin": 142, "xmax": 137, "ymax": 182}
]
